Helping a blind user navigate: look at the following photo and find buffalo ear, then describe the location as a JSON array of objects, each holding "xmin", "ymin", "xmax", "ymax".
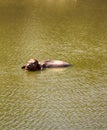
[{"xmin": 21, "ymin": 66, "xmax": 26, "ymax": 69}]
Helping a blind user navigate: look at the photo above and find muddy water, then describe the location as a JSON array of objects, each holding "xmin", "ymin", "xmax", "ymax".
[{"xmin": 0, "ymin": 0, "xmax": 107, "ymax": 129}]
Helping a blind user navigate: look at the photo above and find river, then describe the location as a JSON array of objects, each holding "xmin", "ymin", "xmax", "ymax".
[{"xmin": 0, "ymin": 0, "xmax": 107, "ymax": 130}]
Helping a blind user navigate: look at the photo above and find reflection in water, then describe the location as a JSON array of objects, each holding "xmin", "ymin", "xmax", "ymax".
[{"xmin": 0, "ymin": 0, "xmax": 107, "ymax": 130}]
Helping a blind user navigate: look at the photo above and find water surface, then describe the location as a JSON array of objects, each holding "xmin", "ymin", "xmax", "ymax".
[{"xmin": 0, "ymin": 0, "xmax": 107, "ymax": 130}]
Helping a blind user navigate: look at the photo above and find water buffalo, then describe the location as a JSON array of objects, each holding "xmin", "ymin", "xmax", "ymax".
[{"xmin": 22, "ymin": 59, "xmax": 70, "ymax": 71}]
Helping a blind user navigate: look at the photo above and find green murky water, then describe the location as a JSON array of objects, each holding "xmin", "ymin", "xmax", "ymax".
[{"xmin": 0, "ymin": 0, "xmax": 107, "ymax": 130}]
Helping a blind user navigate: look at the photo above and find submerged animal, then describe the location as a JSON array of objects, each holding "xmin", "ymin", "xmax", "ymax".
[{"xmin": 21, "ymin": 59, "xmax": 71, "ymax": 71}]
